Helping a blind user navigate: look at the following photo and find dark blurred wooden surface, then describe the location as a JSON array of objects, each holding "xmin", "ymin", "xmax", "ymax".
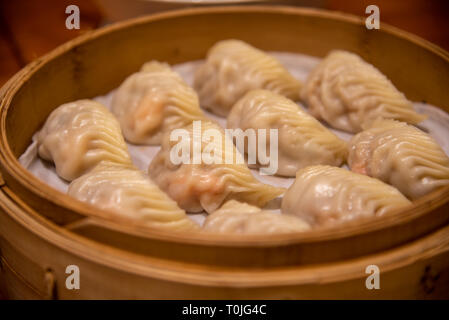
[
  {"xmin": 0, "ymin": 0, "xmax": 447, "ymax": 301},
  {"xmin": 0, "ymin": 0, "xmax": 102, "ymax": 86},
  {"xmin": 327, "ymin": 0, "xmax": 449, "ymax": 51},
  {"xmin": 0, "ymin": 0, "xmax": 448, "ymax": 84}
]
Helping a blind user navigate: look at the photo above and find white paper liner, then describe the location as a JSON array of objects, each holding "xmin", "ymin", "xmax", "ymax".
[{"xmin": 18, "ymin": 52, "xmax": 449, "ymax": 226}]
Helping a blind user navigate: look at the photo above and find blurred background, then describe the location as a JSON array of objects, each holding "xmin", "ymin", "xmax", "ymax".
[{"xmin": 1, "ymin": 0, "xmax": 449, "ymax": 86}]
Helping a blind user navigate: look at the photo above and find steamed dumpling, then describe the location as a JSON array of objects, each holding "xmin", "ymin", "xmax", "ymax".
[
  {"xmin": 203, "ymin": 200, "xmax": 310, "ymax": 234},
  {"xmin": 111, "ymin": 61, "xmax": 205, "ymax": 145},
  {"xmin": 148, "ymin": 120, "xmax": 285, "ymax": 213},
  {"xmin": 301, "ymin": 50, "xmax": 426, "ymax": 133},
  {"xmin": 282, "ymin": 165, "xmax": 411, "ymax": 227},
  {"xmin": 140, "ymin": 60, "xmax": 172, "ymax": 73},
  {"xmin": 194, "ymin": 39, "xmax": 302, "ymax": 116},
  {"xmin": 37, "ymin": 99, "xmax": 132, "ymax": 181},
  {"xmin": 348, "ymin": 119, "xmax": 449, "ymax": 199},
  {"xmin": 68, "ymin": 162, "xmax": 198, "ymax": 231},
  {"xmin": 227, "ymin": 89, "xmax": 348, "ymax": 176}
]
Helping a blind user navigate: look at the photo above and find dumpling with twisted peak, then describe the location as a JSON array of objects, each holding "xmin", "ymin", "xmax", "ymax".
[
  {"xmin": 348, "ymin": 119, "xmax": 449, "ymax": 199},
  {"xmin": 227, "ymin": 89, "xmax": 348, "ymax": 176},
  {"xmin": 301, "ymin": 50, "xmax": 426, "ymax": 133},
  {"xmin": 148, "ymin": 120, "xmax": 285, "ymax": 214},
  {"xmin": 282, "ymin": 165, "xmax": 411, "ymax": 227},
  {"xmin": 112, "ymin": 60, "xmax": 206, "ymax": 145},
  {"xmin": 37, "ymin": 99, "xmax": 132, "ymax": 181},
  {"xmin": 203, "ymin": 200, "xmax": 311, "ymax": 234},
  {"xmin": 68, "ymin": 162, "xmax": 199, "ymax": 231},
  {"xmin": 194, "ymin": 39, "xmax": 302, "ymax": 116}
]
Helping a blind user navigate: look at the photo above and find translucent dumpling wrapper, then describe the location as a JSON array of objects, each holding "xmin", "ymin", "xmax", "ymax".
[
  {"xmin": 140, "ymin": 60, "xmax": 172, "ymax": 73},
  {"xmin": 227, "ymin": 89, "xmax": 348, "ymax": 176},
  {"xmin": 37, "ymin": 99, "xmax": 132, "ymax": 181},
  {"xmin": 203, "ymin": 200, "xmax": 311, "ymax": 234},
  {"xmin": 281, "ymin": 165, "xmax": 411, "ymax": 227},
  {"xmin": 68, "ymin": 162, "xmax": 199, "ymax": 231},
  {"xmin": 194, "ymin": 39, "xmax": 302, "ymax": 117},
  {"xmin": 348, "ymin": 119, "xmax": 449, "ymax": 199},
  {"xmin": 301, "ymin": 50, "xmax": 426, "ymax": 133},
  {"xmin": 112, "ymin": 61, "xmax": 206, "ymax": 145},
  {"xmin": 148, "ymin": 120, "xmax": 285, "ymax": 213}
]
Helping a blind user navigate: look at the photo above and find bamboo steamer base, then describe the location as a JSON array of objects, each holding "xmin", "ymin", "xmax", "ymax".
[
  {"xmin": 1, "ymin": 6, "xmax": 449, "ymax": 299},
  {"xmin": 1, "ymin": 188, "xmax": 449, "ymax": 299}
]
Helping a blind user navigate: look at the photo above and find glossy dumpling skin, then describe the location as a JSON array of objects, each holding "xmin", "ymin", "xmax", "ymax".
[
  {"xmin": 227, "ymin": 89, "xmax": 348, "ymax": 176},
  {"xmin": 281, "ymin": 165, "xmax": 411, "ymax": 227},
  {"xmin": 193, "ymin": 39, "xmax": 302, "ymax": 117},
  {"xmin": 111, "ymin": 61, "xmax": 205, "ymax": 145},
  {"xmin": 68, "ymin": 162, "xmax": 198, "ymax": 231},
  {"xmin": 348, "ymin": 119, "xmax": 449, "ymax": 199},
  {"xmin": 301, "ymin": 50, "xmax": 426, "ymax": 133},
  {"xmin": 37, "ymin": 99, "xmax": 132, "ymax": 181},
  {"xmin": 148, "ymin": 121, "xmax": 285, "ymax": 213},
  {"xmin": 203, "ymin": 200, "xmax": 310, "ymax": 234}
]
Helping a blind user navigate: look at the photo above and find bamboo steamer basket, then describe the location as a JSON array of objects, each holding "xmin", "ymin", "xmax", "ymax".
[{"xmin": 1, "ymin": 6, "xmax": 449, "ymax": 299}]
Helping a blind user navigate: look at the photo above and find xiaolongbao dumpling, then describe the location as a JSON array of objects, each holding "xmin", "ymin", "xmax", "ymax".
[
  {"xmin": 227, "ymin": 89, "xmax": 348, "ymax": 176},
  {"xmin": 203, "ymin": 200, "xmax": 310, "ymax": 234},
  {"xmin": 37, "ymin": 99, "xmax": 132, "ymax": 181},
  {"xmin": 281, "ymin": 165, "xmax": 411, "ymax": 227},
  {"xmin": 301, "ymin": 50, "xmax": 426, "ymax": 133},
  {"xmin": 148, "ymin": 120, "xmax": 285, "ymax": 213},
  {"xmin": 348, "ymin": 119, "xmax": 449, "ymax": 199},
  {"xmin": 111, "ymin": 61, "xmax": 206, "ymax": 145},
  {"xmin": 194, "ymin": 39, "xmax": 302, "ymax": 116},
  {"xmin": 68, "ymin": 162, "xmax": 198, "ymax": 231}
]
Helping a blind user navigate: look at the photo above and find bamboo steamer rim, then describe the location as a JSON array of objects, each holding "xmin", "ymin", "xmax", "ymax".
[
  {"xmin": 2, "ymin": 187, "xmax": 449, "ymax": 287},
  {"xmin": 0, "ymin": 5, "xmax": 449, "ymax": 249}
]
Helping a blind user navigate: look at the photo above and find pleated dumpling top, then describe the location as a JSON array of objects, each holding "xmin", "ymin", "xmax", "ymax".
[
  {"xmin": 68, "ymin": 162, "xmax": 198, "ymax": 231},
  {"xmin": 203, "ymin": 200, "xmax": 310, "ymax": 234},
  {"xmin": 227, "ymin": 89, "xmax": 348, "ymax": 176},
  {"xmin": 112, "ymin": 61, "xmax": 205, "ymax": 145},
  {"xmin": 282, "ymin": 165, "xmax": 411, "ymax": 227},
  {"xmin": 194, "ymin": 39, "xmax": 302, "ymax": 116},
  {"xmin": 348, "ymin": 119, "xmax": 449, "ymax": 199},
  {"xmin": 148, "ymin": 120, "xmax": 285, "ymax": 214},
  {"xmin": 301, "ymin": 50, "xmax": 426, "ymax": 133},
  {"xmin": 37, "ymin": 99, "xmax": 132, "ymax": 181}
]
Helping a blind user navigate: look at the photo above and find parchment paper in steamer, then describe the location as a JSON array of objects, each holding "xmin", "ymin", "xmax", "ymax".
[{"xmin": 18, "ymin": 52, "xmax": 449, "ymax": 226}]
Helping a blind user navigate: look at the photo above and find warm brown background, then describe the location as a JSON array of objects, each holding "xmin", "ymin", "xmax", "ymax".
[{"xmin": 1, "ymin": 0, "xmax": 449, "ymax": 86}]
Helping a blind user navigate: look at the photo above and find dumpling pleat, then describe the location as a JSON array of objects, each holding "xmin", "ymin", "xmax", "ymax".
[
  {"xmin": 302, "ymin": 50, "xmax": 426, "ymax": 133},
  {"xmin": 227, "ymin": 89, "xmax": 348, "ymax": 176},
  {"xmin": 281, "ymin": 165, "xmax": 411, "ymax": 227},
  {"xmin": 348, "ymin": 119, "xmax": 449, "ymax": 199},
  {"xmin": 194, "ymin": 39, "xmax": 302, "ymax": 116},
  {"xmin": 68, "ymin": 163, "xmax": 198, "ymax": 231},
  {"xmin": 112, "ymin": 61, "xmax": 206, "ymax": 145},
  {"xmin": 148, "ymin": 120, "xmax": 285, "ymax": 213},
  {"xmin": 203, "ymin": 200, "xmax": 310, "ymax": 234},
  {"xmin": 37, "ymin": 99, "xmax": 132, "ymax": 181}
]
